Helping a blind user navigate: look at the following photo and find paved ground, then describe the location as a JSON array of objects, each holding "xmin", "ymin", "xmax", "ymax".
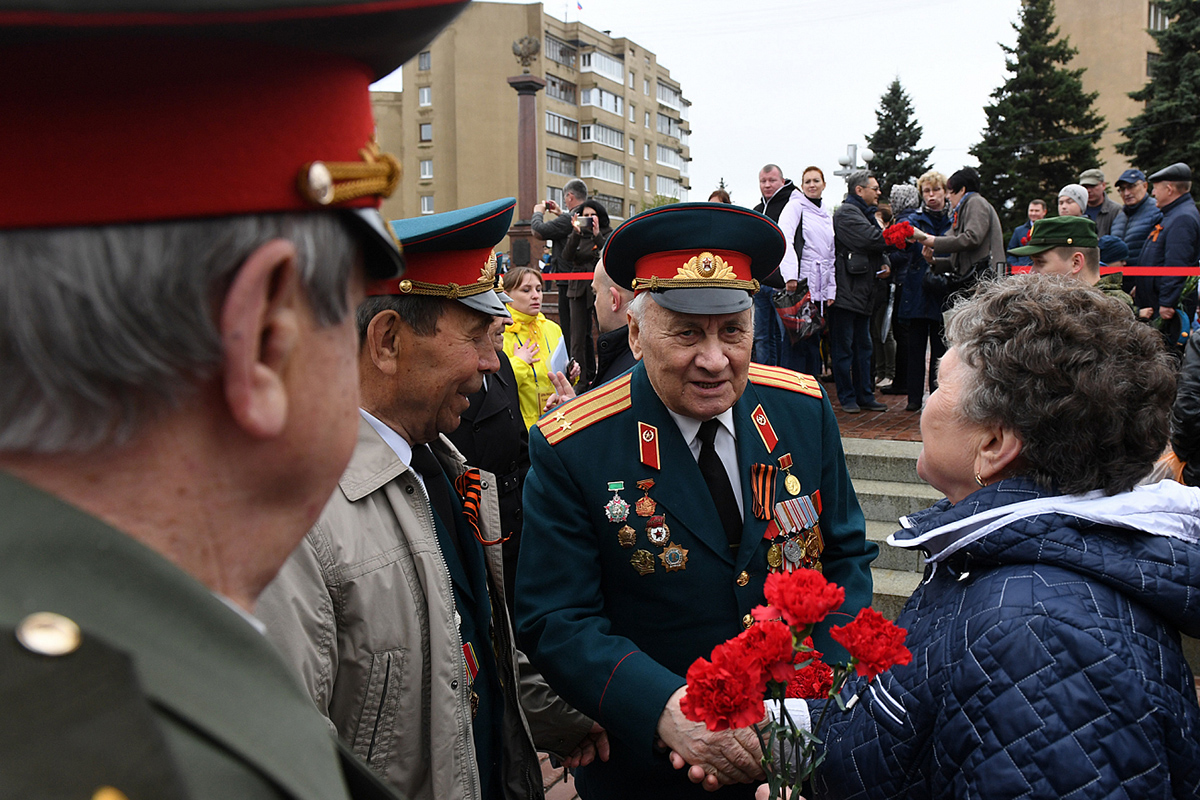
[{"xmin": 826, "ymin": 377, "xmax": 923, "ymax": 442}]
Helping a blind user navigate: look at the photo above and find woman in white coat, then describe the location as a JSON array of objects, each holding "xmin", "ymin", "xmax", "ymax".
[{"xmin": 778, "ymin": 166, "xmax": 836, "ymax": 376}]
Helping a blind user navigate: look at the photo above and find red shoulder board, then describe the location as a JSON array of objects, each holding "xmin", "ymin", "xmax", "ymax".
[
  {"xmin": 748, "ymin": 364, "xmax": 823, "ymax": 399},
  {"xmin": 537, "ymin": 374, "xmax": 633, "ymax": 445}
]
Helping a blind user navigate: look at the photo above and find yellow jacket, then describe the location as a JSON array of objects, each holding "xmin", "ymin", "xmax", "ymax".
[{"xmin": 503, "ymin": 307, "xmax": 565, "ymax": 429}]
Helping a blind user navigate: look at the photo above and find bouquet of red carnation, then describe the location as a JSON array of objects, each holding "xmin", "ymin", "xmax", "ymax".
[
  {"xmin": 881, "ymin": 220, "xmax": 914, "ymax": 249},
  {"xmin": 681, "ymin": 569, "xmax": 911, "ymax": 799}
]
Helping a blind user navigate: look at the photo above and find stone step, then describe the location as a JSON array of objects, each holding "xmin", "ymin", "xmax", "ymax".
[
  {"xmin": 843, "ymin": 438, "xmax": 924, "ymax": 485},
  {"xmin": 854, "ymin": 478, "xmax": 944, "ymax": 524},
  {"xmin": 870, "ymin": 567, "xmax": 922, "ymax": 621},
  {"xmin": 866, "ymin": 519, "xmax": 924, "ymax": 573}
]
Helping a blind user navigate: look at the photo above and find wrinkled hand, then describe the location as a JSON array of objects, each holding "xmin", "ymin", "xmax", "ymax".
[
  {"xmin": 563, "ymin": 722, "xmax": 610, "ymax": 769},
  {"xmin": 657, "ymin": 688, "xmax": 764, "ymax": 790},
  {"xmin": 541, "ymin": 371, "xmax": 577, "ymax": 413},
  {"xmin": 513, "ymin": 340, "xmax": 540, "ymax": 365}
]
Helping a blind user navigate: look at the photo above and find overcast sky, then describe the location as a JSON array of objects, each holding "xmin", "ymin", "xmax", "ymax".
[{"xmin": 372, "ymin": 0, "xmax": 1023, "ymax": 207}]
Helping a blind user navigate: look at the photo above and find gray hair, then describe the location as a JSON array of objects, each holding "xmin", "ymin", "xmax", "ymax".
[
  {"xmin": 0, "ymin": 213, "xmax": 359, "ymax": 453},
  {"xmin": 945, "ymin": 274, "xmax": 1175, "ymax": 495},
  {"xmin": 627, "ymin": 290, "xmax": 755, "ymax": 327},
  {"xmin": 356, "ymin": 295, "xmax": 445, "ymax": 340},
  {"xmin": 846, "ymin": 170, "xmax": 874, "ymax": 192},
  {"xmin": 563, "ymin": 179, "xmax": 589, "ymax": 201}
]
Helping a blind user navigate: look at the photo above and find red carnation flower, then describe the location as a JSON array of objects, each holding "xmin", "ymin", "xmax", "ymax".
[
  {"xmin": 762, "ymin": 569, "xmax": 845, "ymax": 629},
  {"xmin": 786, "ymin": 637, "xmax": 834, "ymax": 699},
  {"xmin": 736, "ymin": 619, "xmax": 796, "ymax": 685},
  {"xmin": 881, "ymin": 220, "xmax": 914, "ymax": 249},
  {"xmin": 830, "ymin": 607, "xmax": 912, "ymax": 681},
  {"xmin": 680, "ymin": 641, "xmax": 766, "ymax": 731}
]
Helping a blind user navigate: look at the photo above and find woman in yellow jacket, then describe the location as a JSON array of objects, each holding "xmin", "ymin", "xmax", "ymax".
[{"xmin": 502, "ymin": 267, "xmax": 579, "ymax": 429}]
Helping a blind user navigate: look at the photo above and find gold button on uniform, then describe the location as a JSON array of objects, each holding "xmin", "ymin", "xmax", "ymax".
[
  {"xmin": 742, "ymin": 613, "xmax": 753, "ymax": 629},
  {"xmin": 736, "ymin": 571, "xmax": 749, "ymax": 587},
  {"xmin": 16, "ymin": 611, "xmax": 81, "ymax": 656}
]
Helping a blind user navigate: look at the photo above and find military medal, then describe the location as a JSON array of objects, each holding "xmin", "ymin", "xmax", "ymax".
[
  {"xmin": 782, "ymin": 537, "xmax": 804, "ymax": 567},
  {"xmin": 777, "ymin": 453, "xmax": 801, "ymax": 496},
  {"xmin": 635, "ymin": 479, "xmax": 657, "ymax": 517},
  {"xmin": 617, "ymin": 524, "xmax": 637, "ymax": 548},
  {"xmin": 604, "ymin": 481, "xmax": 630, "ymax": 523},
  {"xmin": 767, "ymin": 542, "xmax": 784, "ymax": 569},
  {"xmin": 659, "ymin": 543, "xmax": 689, "ymax": 572},
  {"xmin": 645, "ymin": 514, "xmax": 671, "ymax": 546},
  {"xmin": 631, "ymin": 549, "xmax": 655, "ymax": 576}
]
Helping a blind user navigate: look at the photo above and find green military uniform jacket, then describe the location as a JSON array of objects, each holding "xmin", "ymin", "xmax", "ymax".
[
  {"xmin": 515, "ymin": 362, "xmax": 876, "ymax": 798},
  {"xmin": 0, "ymin": 471, "xmax": 395, "ymax": 800}
]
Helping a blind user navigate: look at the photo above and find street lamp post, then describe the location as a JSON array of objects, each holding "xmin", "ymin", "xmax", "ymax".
[{"xmin": 832, "ymin": 143, "xmax": 874, "ymax": 180}]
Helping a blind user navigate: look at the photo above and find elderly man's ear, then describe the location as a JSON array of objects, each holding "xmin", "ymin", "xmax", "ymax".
[
  {"xmin": 364, "ymin": 311, "xmax": 405, "ymax": 375},
  {"xmin": 976, "ymin": 426, "xmax": 1024, "ymax": 485},
  {"xmin": 219, "ymin": 238, "xmax": 303, "ymax": 439}
]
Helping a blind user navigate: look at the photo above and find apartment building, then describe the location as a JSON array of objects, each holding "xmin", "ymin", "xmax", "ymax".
[{"xmin": 371, "ymin": 1, "xmax": 691, "ymax": 231}]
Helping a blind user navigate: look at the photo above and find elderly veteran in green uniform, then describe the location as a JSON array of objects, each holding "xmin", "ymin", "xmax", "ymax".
[
  {"xmin": 0, "ymin": 1, "xmax": 469, "ymax": 797},
  {"xmin": 515, "ymin": 202, "xmax": 877, "ymax": 799},
  {"xmin": 1009, "ymin": 215, "xmax": 1136, "ymax": 312},
  {"xmin": 257, "ymin": 198, "xmax": 597, "ymax": 800}
]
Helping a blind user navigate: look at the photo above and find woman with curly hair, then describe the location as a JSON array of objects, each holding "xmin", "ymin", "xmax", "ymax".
[{"xmin": 800, "ymin": 275, "xmax": 1200, "ymax": 799}]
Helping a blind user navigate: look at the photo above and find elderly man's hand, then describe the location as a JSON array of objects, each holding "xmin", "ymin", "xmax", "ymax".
[
  {"xmin": 562, "ymin": 722, "xmax": 610, "ymax": 769},
  {"xmin": 657, "ymin": 688, "xmax": 764, "ymax": 789}
]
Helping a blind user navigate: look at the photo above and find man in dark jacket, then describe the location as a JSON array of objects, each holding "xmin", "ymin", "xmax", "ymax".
[
  {"xmin": 1137, "ymin": 162, "xmax": 1200, "ymax": 352},
  {"xmin": 1005, "ymin": 198, "xmax": 1047, "ymax": 270},
  {"xmin": 1079, "ymin": 168, "xmax": 1123, "ymax": 236},
  {"xmin": 532, "ymin": 178, "xmax": 589, "ymax": 364},
  {"xmin": 751, "ymin": 164, "xmax": 796, "ymax": 366},
  {"xmin": 588, "ymin": 260, "xmax": 638, "ymax": 390},
  {"xmin": 830, "ymin": 170, "xmax": 889, "ymax": 413},
  {"xmin": 1111, "ymin": 168, "xmax": 1162, "ymax": 266}
]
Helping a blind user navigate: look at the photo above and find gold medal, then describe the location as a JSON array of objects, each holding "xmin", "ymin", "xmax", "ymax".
[
  {"xmin": 767, "ymin": 543, "xmax": 784, "ymax": 570},
  {"xmin": 659, "ymin": 543, "xmax": 689, "ymax": 572},
  {"xmin": 784, "ymin": 473, "xmax": 802, "ymax": 496},
  {"xmin": 635, "ymin": 479, "xmax": 657, "ymax": 517},
  {"xmin": 631, "ymin": 549, "xmax": 656, "ymax": 576},
  {"xmin": 617, "ymin": 525, "xmax": 637, "ymax": 548}
]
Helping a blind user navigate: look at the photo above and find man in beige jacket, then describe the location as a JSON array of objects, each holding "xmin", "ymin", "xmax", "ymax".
[{"xmin": 257, "ymin": 199, "xmax": 600, "ymax": 800}]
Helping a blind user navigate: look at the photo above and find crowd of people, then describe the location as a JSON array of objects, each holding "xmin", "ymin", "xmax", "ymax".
[{"xmin": 3, "ymin": 4, "xmax": 1199, "ymax": 800}]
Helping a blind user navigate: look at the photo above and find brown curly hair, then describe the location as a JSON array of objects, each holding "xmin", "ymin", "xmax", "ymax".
[{"xmin": 945, "ymin": 274, "xmax": 1176, "ymax": 495}]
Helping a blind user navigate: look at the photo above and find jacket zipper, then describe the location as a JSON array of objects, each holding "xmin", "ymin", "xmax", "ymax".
[{"xmin": 366, "ymin": 653, "xmax": 393, "ymax": 764}]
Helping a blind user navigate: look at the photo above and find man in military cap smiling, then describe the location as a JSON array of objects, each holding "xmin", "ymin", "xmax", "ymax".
[
  {"xmin": 257, "ymin": 198, "xmax": 597, "ymax": 800},
  {"xmin": 515, "ymin": 202, "xmax": 876, "ymax": 799},
  {"xmin": 0, "ymin": 1, "xmax": 468, "ymax": 797}
]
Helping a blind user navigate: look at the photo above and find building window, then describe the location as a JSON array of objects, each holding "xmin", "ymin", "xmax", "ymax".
[
  {"xmin": 418, "ymin": 51, "xmax": 431, "ymax": 71},
  {"xmin": 581, "ymin": 122, "xmax": 623, "ymax": 150},
  {"xmin": 547, "ymin": 149, "xmax": 578, "ymax": 177},
  {"xmin": 629, "ymin": 170, "xmax": 636, "ymax": 189},
  {"xmin": 419, "ymin": 122, "xmax": 432, "ymax": 141},
  {"xmin": 644, "ymin": 77, "xmax": 650, "ymax": 95},
  {"xmin": 418, "ymin": 86, "xmax": 432, "ymax": 107},
  {"xmin": 644, "ymin": 111, "xmax": 650, "ymax": 128},
  {"xmin": 546, "ymin": 74, "xmax": 577, "ymax": 105},
  {"xmin": 546, "ymin": 111, "xmax": 579, "ymax": 140},
  {"xmin": 580, "ymin": 50, "xmax": 624, "ymax": 83},
  {"xmin": 629, "ymin": 202, "xmax": 637, "ymax": 217},
  {"xmin": 657, "ymin": 174, "xmax": 682, "ymax": 199},
  {"xmin": 629, "ymin": 104, "xmax": 635, "ymax": 122},
  {"xmin": 580, "ymin": 157, "xmax": 624, "ymax": 185},
  {"xmin": 657, "ymin": 81, "xmax": 682, "ymax": 110},
  {"xmin": 419, "ymin": 159, "xmax": 433, "ymax": 179},
  {"xmin": 644, "ymin": 142, "xmax": 650, "ymax": 160},
  {"xmin": 1147, "ymin": 51, "xmax": 1161, "ymax": 77},
  {"xmin": 657, "ymin": 144, "xmax": 684, "ymax": 169},
  {"xmin": 581, "ymin": 86, "xmax": 623, "ymax": 116},
  {"xmin": 657, "ymin": 113, "xmax": 683, "ymax": 138},
  {"xmin": 421, "ymin": 195, "xmax": 434, "ymax": 214},
  {"xmin": 645, "ymin": 174, "xmax": 651, "ymax": 192},
  {"xmin": 547, "ymin": 186, "xmax": 564, "ymax": 206},
  {"xmin": 1148, "ymin": 2, "xmax": 1169, "ymax": 31},
  {"xmin": 593, "ymin": 192, "xmax": 624, "ymax": 219},
  {"xmin": 629, "ymin": 137, "xmax": 635, "ymax": 155},
  {"xmin": 545, "ymin": 34, "xmax": 577, "ymax": 67},
  {"xmin": 629, "ymin": 71, "xmax": 635, "ymax": 89}
]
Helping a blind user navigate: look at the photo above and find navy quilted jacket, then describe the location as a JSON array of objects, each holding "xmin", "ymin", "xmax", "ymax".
[{"xmin": 812, "ymin": 478, "xmax": 1200, "ymax": 800}]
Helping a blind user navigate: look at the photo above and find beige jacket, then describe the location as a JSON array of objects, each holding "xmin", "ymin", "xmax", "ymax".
[{"xmin": 257, "ymin": 417, "xmax": 590, "ymax": 800}]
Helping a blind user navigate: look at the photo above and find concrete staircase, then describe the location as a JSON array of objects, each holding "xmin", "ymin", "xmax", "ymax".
[{"xmin": 842, "ymin": 439, "xmax": 941, "ymax": 620}]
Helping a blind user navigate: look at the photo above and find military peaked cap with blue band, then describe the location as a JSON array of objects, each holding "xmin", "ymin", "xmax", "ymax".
[
  {"xmin": 0, "ymin": 0, "xmax": 472, "ymax": 280},
  {"xmin": 601, "ymin": 202, "xmax": 786, "ymax": 314},
  {"xmin": 371, "ymin": 198, "xmax": 515, "ymax": 317}
]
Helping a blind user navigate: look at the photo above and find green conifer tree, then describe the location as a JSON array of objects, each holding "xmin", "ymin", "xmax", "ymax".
[
  {"xmin": 1117, "ymin": 0, "xmax": 1200, "ymax": 171},
  {"xmin": 970, "ymin": 0, "xmax": 1104, "ymax": 232},
  {"xmin": 865, "ymin": 78, "xmax": 933, "ymax": 197}
]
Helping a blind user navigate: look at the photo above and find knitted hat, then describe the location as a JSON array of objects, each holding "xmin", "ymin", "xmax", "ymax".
[
  {"xmin": 1058, "ymin": 184, "xmax": 1088, "ymax": 214},
  {"xmin": 889, "ymin": 184, "xmax": 919, "ymax": 213}
]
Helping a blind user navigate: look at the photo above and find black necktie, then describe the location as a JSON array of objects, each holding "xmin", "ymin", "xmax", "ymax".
[
  {"xmin": 697, "ymin": 419, "xmax": 742, "ymax": 548},
  {"xmin": 409, "ymin": 445, "xmax": 464, "ymax": 560}
]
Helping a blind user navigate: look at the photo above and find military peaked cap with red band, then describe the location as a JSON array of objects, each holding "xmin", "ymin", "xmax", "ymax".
[
  {"xmin": 0, "ymin": 0, "xmax": 471, "ymax": 279},
  {"xmin": 369, "ymin": 198, "xmax": 514, "ymax": 317},
  {"xmin": 601, "ymin": 202, "xmax": 786, "ymax": 314}
]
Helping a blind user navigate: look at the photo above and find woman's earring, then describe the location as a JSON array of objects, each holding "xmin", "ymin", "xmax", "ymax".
[{"xmin": 974, "ymin": 472, "xmax": 986, "ymax": 487}]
